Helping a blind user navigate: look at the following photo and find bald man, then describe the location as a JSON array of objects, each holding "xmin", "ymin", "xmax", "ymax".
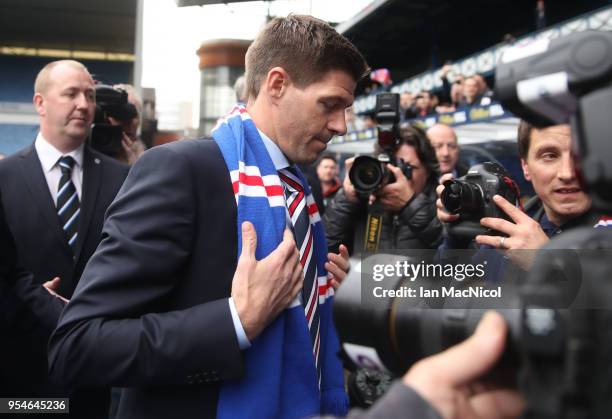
[
  {"xmin": 427, "ymin": 123, "xmax": 466, "ymax": 177},
  {"xmin": 0, "ymin": 60, "xmax": 128, "ymax": 417}
]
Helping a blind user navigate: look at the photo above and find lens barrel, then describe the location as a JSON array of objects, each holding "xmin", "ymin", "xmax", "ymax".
[
  {"xmin": 441, "ymin": 179, "xmax": 485, "ymax": 216},
  {"xmin": 349, "ymin": 156, "xmax": 388, "ymax": 195}
]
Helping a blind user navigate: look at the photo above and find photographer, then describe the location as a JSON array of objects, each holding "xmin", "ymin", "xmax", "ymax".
[
  {"xmin": 110, "ymin": 83, "xmax": 146, "ymax": 165},
  {"xmin": 91, "ymin": 83, "xmax": 146, "ymax": 165},
  {"xmin": 325, "ymin": 125, "xmax": 442, "ymax": 254},
  {"xmin": 437, "ymin": 122, "xmax": 598, "ymax": 254}
]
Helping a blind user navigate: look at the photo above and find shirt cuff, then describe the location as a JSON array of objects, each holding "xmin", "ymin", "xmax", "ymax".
[{"xmin": 228, "ymin": 297, "xmax": 251, "ymax": 350}]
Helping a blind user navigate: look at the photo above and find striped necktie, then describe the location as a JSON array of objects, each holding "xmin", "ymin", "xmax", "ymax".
[
  {"xmin": 56, "ymin": 156, "xmax": 80, "ymax": 253},
  {"xmin": 278, "ymin": 167, "xmax": 321, "ymax": 374}
]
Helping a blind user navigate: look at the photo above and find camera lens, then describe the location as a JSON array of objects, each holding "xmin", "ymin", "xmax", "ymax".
[
  {"xmin": 350, "ymin": 156, "xmax": 385, "ymax": 194},
  {"xmin": 441, "ymin": 180, "xmax": 485, "ymax": 215}
]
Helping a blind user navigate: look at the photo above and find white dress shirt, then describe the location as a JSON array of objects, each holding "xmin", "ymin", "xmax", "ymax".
[{"xmin": 34, "ymin": 133, "xmax": 84, "ymax": 205}]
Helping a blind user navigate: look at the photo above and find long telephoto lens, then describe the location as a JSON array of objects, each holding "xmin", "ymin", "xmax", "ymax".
[{"xmin": 441, "ymin": 179, "xmax": 485, "ymax": 216}]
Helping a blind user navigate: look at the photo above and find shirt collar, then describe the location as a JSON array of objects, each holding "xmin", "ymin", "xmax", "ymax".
[
  {"xmin": 257, "ymin": 129, "xmax": 290, "ymax": 171},
  {"xmin": 35, "ymin": 132, "xmax": 84, "ymax": 173}
]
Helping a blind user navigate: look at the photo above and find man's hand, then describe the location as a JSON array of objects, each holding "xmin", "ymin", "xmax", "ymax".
[
  {"xmin": 475, "ymin": 195, "xmax": 549, "ymax": 270},
  {"xmin": 475, "ymin": 195, "xmax": 549, "ymax": 250},
  {"xmin": 325, "ymin": 244, "xmax": 349, "ymax": 290},
  {"xmin": 342, "ymin": 157, "xmax": 360, "ymax": 203},
  {"xmin": 373, "ymin": 164, "xmax": 415, "ymax": 212},
  {"xmin": 436, "ymin": 173, "xmax": 460, "ymax": 223},
  {"xmin": 42, "ymin": 277, "xmax": 69, "ymax": 304},
  {"xmin": 121, "ymin": 133, "xmax": 139, "ymax": 165},
  {"xmin": 404, "ymin": 311, "xmax": 524, "ymax": 419},
  {"xmin": 231, "ymin": 222, "xmax": 303, "ymax": 341}
]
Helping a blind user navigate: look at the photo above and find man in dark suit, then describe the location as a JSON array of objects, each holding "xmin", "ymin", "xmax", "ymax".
[
  {"xmin": 0, "ymin": 60, "xmax": 128, "ymax": 417},
  {"xmin": 49, "ymin": 15, "xmax": 365, "ymax": 419}
]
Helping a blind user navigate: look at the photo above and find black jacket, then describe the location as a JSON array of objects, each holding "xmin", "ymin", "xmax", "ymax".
[
  {"xmin": 0, "ymin": 143, "xmax": 128, "ymax": 417},
  {"xmin": 49, "ymin": 139, "xmax": 243, "ymax": 419},
  {"xmin": 324, "ymin": 182, "xmax": 443, "ymax": 254}
]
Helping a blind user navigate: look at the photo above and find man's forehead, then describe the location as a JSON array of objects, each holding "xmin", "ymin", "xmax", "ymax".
[
  {"xmin": 314, "ymin": 70, "xmax": 356, "ymax": 98},
  {"xmin": 50, "ymin": 66, "xmax": 93, "ymax": 87},
  {"xmin": 430, "ymin": 129, "xmax": 456, "ymax": 143},
  {"xmin": 532, "ymin": 126, "xmax": 571, "ymax": 146}
]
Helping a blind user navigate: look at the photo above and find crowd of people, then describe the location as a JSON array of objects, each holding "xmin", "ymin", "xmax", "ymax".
[
  {"xmin": 349, "ymin": 64, "xmax": 496, "ymax": 131},
  {"xmin": 0, "ymin": 13, "xmax": 604, "ymax": 419}
]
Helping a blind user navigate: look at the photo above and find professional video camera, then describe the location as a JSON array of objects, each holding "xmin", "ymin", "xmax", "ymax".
[
  {"xmin": 335, "ymin": 30, "xmax": 612, "ymax": 418},
  {"xmin": 440, "ymin": 161, "xmax": 520, "ymax": 240},
  {"xmin": 89, "ymin": 84, "xmax": 138, "ymax": 158},
  {"xmin": 349, "ymin": 93, "xmax": 412, "ymax": 195}
]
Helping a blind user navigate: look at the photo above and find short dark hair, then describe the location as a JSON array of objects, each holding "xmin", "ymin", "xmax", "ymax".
[
  {"xmin": 517, "ymin": 120, "xmax": 534, "ymax": 159},
  {"xmin": 375, "ymin": 124, "xmax": 440, "ymax": 179},
  {"xmin": 245, "ymin": 14, "xmax": 370, "ymax": 99},
  {"xmin": 317, "ymin": 153, "xmax": 337, "ymax": 166}
]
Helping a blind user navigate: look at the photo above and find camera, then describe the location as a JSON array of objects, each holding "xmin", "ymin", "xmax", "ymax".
[
  {"xmin": 349, "ymin": 93, "xmax": 412, "ymax": 195},
  {"xmin": 89, "ymin": 84, "xmax": 138, "ymax": 158},
  {"xmin": 440, "ymin": 161, "xmax": 520, "ymax": 239},
  {"xmin": 335, "ymin": 30, "xmax": 612, "ymax": 418}
]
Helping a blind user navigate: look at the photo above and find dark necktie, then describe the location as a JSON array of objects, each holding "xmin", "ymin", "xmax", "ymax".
[
  {"xmin": 57, "ymin": 156, "xmax": 80, "ymax": 253},
  {"xmin": 278, "ymin": 167, "xmax": 321, "ymax": 374}
]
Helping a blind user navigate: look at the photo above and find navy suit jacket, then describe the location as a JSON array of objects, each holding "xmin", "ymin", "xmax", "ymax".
[
  {"xmin": 0, "ymin": 143, "xmax": 128, "ymax": 417},
  {"xmin": 49, "ymin": 139, "xmax": 244, "ymax": 419}
]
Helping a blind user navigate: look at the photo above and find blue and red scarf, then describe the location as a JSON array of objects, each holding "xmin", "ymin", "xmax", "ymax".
[{"xmin": 212, "ymin": 104, "xmax": 348, "ymax": 419}]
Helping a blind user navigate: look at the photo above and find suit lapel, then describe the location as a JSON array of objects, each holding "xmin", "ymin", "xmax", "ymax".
[
  {"xmin": 75, "ymin": 146, "xmax": 101, "ymax": 262},
  {"xmin": 19, "ymin": 146, "xmax": 73, "ymax": 258}
]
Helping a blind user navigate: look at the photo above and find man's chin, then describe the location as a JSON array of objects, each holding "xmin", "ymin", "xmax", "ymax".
[
  {"xmin": 552, "ymin": 201, "xmax": 591, "ymax": 220},
  {"xmin": 67, "ymin": 129, "xmax": 90, "ymax": 143},
  {"xmin": 294, "ymin": 149, "xmax": 325, "ymax": 165}
]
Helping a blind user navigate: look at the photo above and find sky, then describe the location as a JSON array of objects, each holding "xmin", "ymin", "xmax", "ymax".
[{"xmin": 141, "ymin": 0, "xmax": 373, "ymax": 130}]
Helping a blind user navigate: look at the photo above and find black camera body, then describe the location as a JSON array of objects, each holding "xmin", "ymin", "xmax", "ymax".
[
  {"xmin": 441, "ymin": 162, "xmax": 519, "ymax": 240},
  {"xmin": 349, "ymin": 93, "xmax": 412, "ymax": 196},
  {"xmin": 89, "ymin": 84, "xmax": 137, "ymax": 158}
]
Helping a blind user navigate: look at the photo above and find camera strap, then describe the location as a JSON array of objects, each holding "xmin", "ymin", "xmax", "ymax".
[{"xmin": 364, "ymin": 201, "xmax": 384, "ymax": 253}]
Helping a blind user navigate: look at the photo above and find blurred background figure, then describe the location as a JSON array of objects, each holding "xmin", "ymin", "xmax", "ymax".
[
  {"xmin": 456, "ymin": 76, "xmax": 492, "ymax": 107},
  {"xmin": 399, "ymin": 92, "xmax": 415, "ymax": 121},
  {"xmin": 427, "ymin": 123, "xmax": 466, "ymax": 177},
  {"xmin": 316, "ymin": 154, "xmax": 342, "ymax": 210},
  {"xmin": 109, "ymin": 83, "xmax": 146, "ymax": 165},
  {"xmin": 406, "ymin": 91, "xmax": 435, "ymax": 118},
  {"xmin": 234, "ymin": 75, "xmax": 247, "ymax": 104},
  {"xmin": 345, "ymin": 107, "xmax": 365, "ymax": 132}
]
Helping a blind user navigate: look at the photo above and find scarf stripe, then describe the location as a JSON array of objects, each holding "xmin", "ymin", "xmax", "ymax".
[{"xmin": 212, "ymin": 104, "xmax": 348, "ymax": 419}]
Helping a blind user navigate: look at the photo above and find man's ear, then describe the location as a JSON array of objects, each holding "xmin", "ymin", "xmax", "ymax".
[
  {"xmin": 520, "ymin": 158, "xmax": 531, "ymax": 182},
  {"xmin": 33, "ymin": 93, "xmax": 45, "ymax": 116},
  {"xmin": 263, "ymin": 67, "xmax": 290, "ymax": 100}
]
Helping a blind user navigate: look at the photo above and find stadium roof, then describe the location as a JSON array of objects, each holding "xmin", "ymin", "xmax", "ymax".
[
  {"xmin": 0, "ymin": 0, "xmax": 137, "ymax": 54},
  {"xmin": 338, "ymin": 0, "xmax": 610, "ymax": 82}
]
